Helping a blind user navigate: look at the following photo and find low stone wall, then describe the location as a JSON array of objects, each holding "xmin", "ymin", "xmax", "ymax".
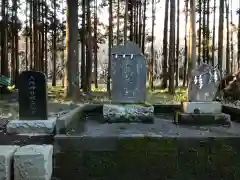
[
  {"xmin": 1, "ymin": 103, "xmax": 240, "ymax": 180},
  {"xmin": 53, "ymin": 137, "xmax": 240, "ymax": 180}
]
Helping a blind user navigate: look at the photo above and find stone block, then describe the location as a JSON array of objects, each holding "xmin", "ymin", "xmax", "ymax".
[
  {"xmin": 6, "ymin": 119, "xmax": 56, "ymax": 135},
  {"xmin": 0, "ymin": 146, "xmax": 19, "ymax": 180},
  {"xmin": 14, "ymin": 145, "xmax": 53, "ymax": 180},
  {"xmin": 56, "ymin": 106, "xmax": 82, "ymax": 134},
  {"xmin": 103, "ymin": 104, "xmax": 154, "ymax": 123},
  {"xmin": 182, "ymin": 101, "xmax": 222, "ymax": 114},
  {"xmin": 174, "ymin": 112, "xmax": 230, "ymax": 126}
]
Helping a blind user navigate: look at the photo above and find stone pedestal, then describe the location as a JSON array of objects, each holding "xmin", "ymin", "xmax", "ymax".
[
  {"xmin": 182, "ymin": 101, "xmax": 222, "ymax": 114},
  {"xmin": 177, "ymin": 101, "xmax": 230, "ymax": 126},
  {"xmin": 14, "ymin": 145, "xmax": 53, "ymax": 180},
  {"xmin": 103, "ymin": 104, "xmax": 154, "ymax": 123},
  {"xmin": 0, "ymin": 146, "xmax": 19, "ymax": 180},
  {"xmin": 174, "ymin": 112, "xmax": 230, "ymax": 126}
]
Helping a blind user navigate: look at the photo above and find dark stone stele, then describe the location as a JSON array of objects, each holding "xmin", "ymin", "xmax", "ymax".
[{"xmin": 18, "ymin": 71, "xmax": 48, "ymax": 120}]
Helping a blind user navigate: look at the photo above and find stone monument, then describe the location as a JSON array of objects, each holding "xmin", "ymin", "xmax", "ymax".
[
  {"xmin": 103, "ymin": 41, "xmax": 154, "ymax": 123},
  {"xmin": 111, "ymin": 41, "xmax": 147, "ymax": 103},
  {"xmin": 18, "ymin": 71, "xmax": 48, "ymax": 120},
  {"xmin": 175, "ymin": 63, "xmax": 230, "ymax": 125}
]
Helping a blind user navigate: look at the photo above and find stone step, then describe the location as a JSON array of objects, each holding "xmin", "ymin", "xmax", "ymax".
[
  {"xmin": 14, "ymin": 145, "xmax": 53, "ymax": 180},
  {"xmin": 6, "ymin": 119, "xmax": 56, "ymax": 135},
  {"xmin": 0, "ymin": 145, "xmax": 19, "ymax": 180}
]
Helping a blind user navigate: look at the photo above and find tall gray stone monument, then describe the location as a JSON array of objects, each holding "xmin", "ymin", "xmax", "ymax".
[{"xmin": 111, "ymin": 41, "xmax": 147, "ymax": 104}]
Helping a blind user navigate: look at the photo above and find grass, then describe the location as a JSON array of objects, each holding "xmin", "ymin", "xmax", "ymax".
[{"xmin": 48, "ymin": 85, "xmax": 188, "ymax": 104}]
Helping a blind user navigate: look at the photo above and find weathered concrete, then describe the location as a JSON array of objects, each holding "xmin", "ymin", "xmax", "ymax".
[
  {"xmin": 0, "ymin": 146, "xmax": 19, "ymax": 180},
  {"xmin": 182, "ymin": 101, "xmax": 222, "ymax": 113},
  {"xmin": 175, "ymin": 112, "xmax": 230, "ymax": 126},
  {"xmin": 14, "ymin": 145, "xmax": 53, "ymax": 180},
  {"xmin": 103, "ymin": 104, "xmax": 154, "ymax": 123},
  {"xmin": 6, "ymin": 119, "xmax": 56, "ymax": 135},
  {"xmin": 56, "ymin": 105, "xmax": 83, "ymax": 134}
]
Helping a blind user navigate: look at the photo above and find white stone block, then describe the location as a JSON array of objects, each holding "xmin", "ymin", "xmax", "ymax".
[
  {"xmin": 0, "ymin": 146, "xmax": 19, "ymax": 180},
  {"xmin": 182, "ymin": 101, "xmax": 222, "ymax": 114},
  {"xmin": 6, "ymin": 119, "xmax": 56, "ymax": 134},
  {"xmin": 14, "ymin": 145, "xmax": 53, "ymax": 180}
]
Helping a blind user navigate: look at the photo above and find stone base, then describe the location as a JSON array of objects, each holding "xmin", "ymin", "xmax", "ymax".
[
  {"xmin": 6, "ymin": 119, "xmax": 56, "ymax": 135},
  {"xmin": 103, "ymin": 104, "xmax": 154, "ymax": 123},
  {"xmin": 182, "ymin": 101, "xmax": 222, "ymax": 114},
  {"xmin": 14, "ymin": 145, "xmax": 53, "ymax": 180},
  {"xmin": 174, "ymin": 112, "xmax": 230, "ymax": 126},
  {"xmin": 0, "ymin": 146, "xmax": 19, "ymax": 180}
]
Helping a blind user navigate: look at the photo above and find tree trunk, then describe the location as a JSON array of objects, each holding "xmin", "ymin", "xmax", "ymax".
[
  {"xmin": 141, "ymin": 0, "xmax": 147, "ymax": 54},
  {"xmin": 202, "ymin": 0, "xmax": 206, "ymax": 62},
  {"xmin": 44, "ymin": 1, "xmax": 48, "ymax": 76},
  {"xmin": 211, "ymin": 0, "xmax": 216, "ymax": 66},
  {"xmin": 230, "ymin": 0, "xmax": 233, "ymax": 72},
  {"xmin": 218, "ymin": 0, "xmax": 224, "ymax": 72},
  {"xmin": 94, "ymin": 0, "xmax": 98, "ymax": 88},
  {"xmin": 52, "ymin": 0, "xmax": 57, "ymax": 86},
  {"xmin": 86, "ymin": 0, "xmax": 92, "ymax": 92},
  {"xmin": 175, "ymin": 0, "xmax": 180, "ymax": 87},
  {"xmin": 206, "ymin": 0, "xmax": 210, "ymax": 63},
  {"xmin": 237, "ymin": 8, "xmax": 240, "ymax": 69},
  {"xmin": 107, "ymin": 0, "xmax": 113, "ymax": 95},
  {"xmin": 1, "ymin": 0, "xmax": 8, "ymax": 77},
  {"xmin": 183, "ymin": 0, "xmax": 188, "ymax": 86},
  {"xmin": 64, "ymin": 0, "xmax": 79, "ymax": 98},
  {"xmin": 25, "ymin": 0, "xmax": 28, "ymax": 70},
  {"xmin": 30, "ymin": 0, "xmax": 33, "ymax": 69},
  {"xmin": 124, "ymin": 0, "xmax": 128, "ymax": 43},
  {"xmin": 189, "ymin": 0, "xmax": 197, "ymax": 71},
  {"xmin": 81, "ymin": 0, "xmax": 86, "ymax": 91},
  {"xmin": 168, "ymin": 0, "xmax": 175, "ymax": 94},
  {"xmin": 225, "ymin": 0, "xmax": 230, "ymax": 74},
  {"xmin": 138, "ymin": 0, "xmax": 142, "ymax": 48},
  {"xmin": 161, "ymin": 0, "xmax": 169, "ymax": 89},
  {"xmin": 149, "ymin": 0, "xmax": 155, "ymax": 90},
  {"xmin": 116, "ymin": 0, "xmax": 120, "ymax": 45},
  {"xmin": 33, "ymin": 0, "xmax": 38, "ymax": 70},
  {"xmin": 198, "ymin": 0, "xmax": 201, "ymax": 65}
]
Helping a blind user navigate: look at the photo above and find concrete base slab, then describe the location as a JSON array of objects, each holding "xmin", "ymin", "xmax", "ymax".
[
  {"xmin": 0, "ymin": 145, "xmax": 19, "ymax": 180},
  {"xmin": 182, "ymin": 101, "xmax": 222, "ymax": 114},
  {"xmin": 6, "ymin": 119, "xmax": 56, "ymax": 135},
  {"xmin": 14, "ymin": 145, "xmax": 53, "ymax": 180},
  {"xmin": 174, "ymin": 112, "xmax": 230, "ymax": 126}
]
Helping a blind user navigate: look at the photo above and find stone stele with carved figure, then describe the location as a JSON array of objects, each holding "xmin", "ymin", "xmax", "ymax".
[{"xmin": 175, "ymin": 63, "xmax": 230, "ymax": 125}]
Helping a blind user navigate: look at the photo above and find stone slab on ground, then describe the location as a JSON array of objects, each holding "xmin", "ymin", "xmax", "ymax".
[
  {"xmin": 0, "ymin": 145, "xmax": 19, "ymax": 180},
  {"xmin": 6, "ymin": 119, "xmax": 56, "ymax": 135},
  {"xmin": 14, "ymin": 145, "xmax": 53, "ymax": 180},
  {"xmin": 103, "ymin": 104, "xmax": 154, "ymax": 123},
  {"xmin": 174, "ymin": 112, "xmax": 230, "ymax": 126},
  {"xmin": 182, "ymin": 101, "xmax": 222, "ymax": 114}
]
